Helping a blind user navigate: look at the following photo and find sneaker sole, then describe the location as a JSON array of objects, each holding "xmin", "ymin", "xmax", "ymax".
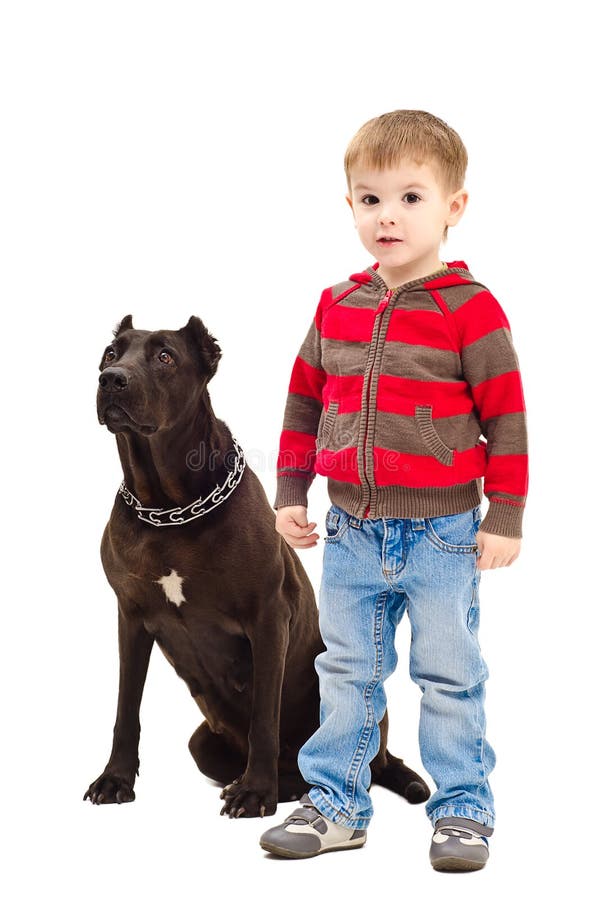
[
  {"xmin": 431, "ymin": 855, "xmax": 486, "ymax": 872},
  {"xmin": 260, "ymin": 836, "xmax": 366, "ymax": 860}
]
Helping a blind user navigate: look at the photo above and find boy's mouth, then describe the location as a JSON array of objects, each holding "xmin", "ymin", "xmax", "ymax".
[{"xmin": 377, "ymin": 236, "xmax": 403, "ymax": 244}]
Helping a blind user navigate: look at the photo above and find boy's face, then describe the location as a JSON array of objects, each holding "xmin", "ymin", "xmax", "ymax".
[{"xmin": 346, "ymin": 159, "xmax": 468, "ymax": 286}]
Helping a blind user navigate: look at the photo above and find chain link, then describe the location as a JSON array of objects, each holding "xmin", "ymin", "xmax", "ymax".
[{"xmin": 118, "ymin": 439, "xmax": 246, "ymax": 527}]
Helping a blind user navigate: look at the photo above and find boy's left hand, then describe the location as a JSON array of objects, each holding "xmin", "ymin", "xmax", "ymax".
[{"xmin": 476, "ymin": 532, "xmax": 521, "ymax": 570}]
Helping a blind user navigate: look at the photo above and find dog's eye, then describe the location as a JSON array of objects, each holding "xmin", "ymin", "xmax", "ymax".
[
  {"xmin": 104, "ymin": 347, "xmax": 116, "ymax": 363},
  {"xmin": 159, "ymin": 350, "xmax": 174, "ymax": 365}
]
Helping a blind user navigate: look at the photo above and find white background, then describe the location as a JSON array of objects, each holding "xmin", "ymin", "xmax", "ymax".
[{"xmin": 1, "ymin": 1, "xmax": 593, "ymax": 897}]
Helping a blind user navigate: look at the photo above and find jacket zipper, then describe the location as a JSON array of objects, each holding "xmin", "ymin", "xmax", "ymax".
[{"xmin": 362, "ymin": 288, "xmax": 394, "ymax": 516}]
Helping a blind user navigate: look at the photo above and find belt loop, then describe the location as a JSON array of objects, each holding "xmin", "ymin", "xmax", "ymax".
[
  {"xmin": 411, "ymin": 518, "xmax": 425, "ymax": 531},
  {"xmin": 349, "ymin": 516, "xmax": 363, "ymax": 529}
]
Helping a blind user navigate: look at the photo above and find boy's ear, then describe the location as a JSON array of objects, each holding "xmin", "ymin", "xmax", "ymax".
[
  {"xmin": 446, "ymin": 188, "xmax": 469, "ymax": 226},
  {"xmin": 179, "ymin": 315, "xmax": 222, "ymax": 381},
  {"xmin": 345, "ymin": 194, "xmax": 354, "ymax": 212}
]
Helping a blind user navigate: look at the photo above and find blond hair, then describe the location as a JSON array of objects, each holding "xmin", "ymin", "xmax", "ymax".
[{"xmin": 344, "ymin": 109, "xmax": 468, "ymax": 199}]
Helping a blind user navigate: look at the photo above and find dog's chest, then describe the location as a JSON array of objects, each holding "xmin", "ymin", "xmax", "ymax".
[
  {"xmin": 154, "ymin": 568, "xmax": 187, "ymax": 607},
  {"xmin": 103, "ymin": 521, "xmax": 235, "ymax": 615}
]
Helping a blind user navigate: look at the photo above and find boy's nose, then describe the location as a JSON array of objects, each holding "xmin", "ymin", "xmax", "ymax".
[{"xmin": 378, "ymin": 209, "xmax": 397, "ymax": 226}]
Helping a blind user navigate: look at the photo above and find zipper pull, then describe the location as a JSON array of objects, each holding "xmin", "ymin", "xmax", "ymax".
[{"xmin": 376, "ymin": 289, "xmax": 392, "ymax": 315}]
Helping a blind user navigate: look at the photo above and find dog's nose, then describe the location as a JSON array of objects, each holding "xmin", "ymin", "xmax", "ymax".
[{"xmin": 99, "ymin": 367, "xmax": 129, "ymax": 392}]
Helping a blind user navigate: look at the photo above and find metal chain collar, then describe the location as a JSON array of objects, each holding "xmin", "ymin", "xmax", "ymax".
[{"xmin": 118, "ymin": 439, "xmax": 246, "ymax": 527}]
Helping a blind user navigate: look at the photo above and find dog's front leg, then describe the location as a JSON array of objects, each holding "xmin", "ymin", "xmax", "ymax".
[
  {"xmin": 84, "ymin": 607, "xmax": 154, "ymax": 805},
  {"xmin": 220, "ymin": 611, "xmax": 290, "ymax": 819}
]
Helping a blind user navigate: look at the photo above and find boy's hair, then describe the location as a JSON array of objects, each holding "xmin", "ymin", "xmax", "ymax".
[{"xmin": 344, "ymin": 109, "xmax": 468, "ymax": 198}]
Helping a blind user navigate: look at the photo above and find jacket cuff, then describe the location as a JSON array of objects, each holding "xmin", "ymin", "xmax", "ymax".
[
  {"xmin": 478, "ymin": 500, "xmax": 524, "ymax": 539},
  {"xmin": 274, "ymin": 475, "xmax": 312, "ymax": 510}
]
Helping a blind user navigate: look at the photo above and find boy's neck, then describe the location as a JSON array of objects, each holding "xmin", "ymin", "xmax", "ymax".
[{"xmin": 377, "ymin": 254, "xmax": 445, "ymax": 289}]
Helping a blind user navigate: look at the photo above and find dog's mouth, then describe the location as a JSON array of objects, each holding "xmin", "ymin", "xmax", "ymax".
[{"xmin": 99, "ymin": 403, "xmax": 157, "ymax": 435}]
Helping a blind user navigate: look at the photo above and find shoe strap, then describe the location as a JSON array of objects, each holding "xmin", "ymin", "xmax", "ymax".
[
  {"xmin": 435, "ymin": 816, "xmax": 493, "ymax": 837},
  {"xmin": 284, "ymin": 805, "xmax": 321, "ymax": 826},
  {"xmin": 436, "ymin": 824, "xmax": 488, "ymax": 844}
]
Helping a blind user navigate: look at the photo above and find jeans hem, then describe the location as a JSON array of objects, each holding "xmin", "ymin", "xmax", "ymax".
[
  {"xmin": 308, "ymin": 788, "xmax": 371, "ymax": 830},
  {"xmin": 430, "ymin": 805, "xmax": 495, "ymax": 833}
]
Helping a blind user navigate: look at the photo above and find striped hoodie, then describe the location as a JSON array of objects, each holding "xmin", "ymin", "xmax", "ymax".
[{"xmin": 275, "ymin": 261, "xmax": 528, "ymax": 538}]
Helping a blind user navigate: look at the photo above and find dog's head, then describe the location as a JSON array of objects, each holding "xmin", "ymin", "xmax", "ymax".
[{"xmin": 97, "ymin": 315, "xmax": 222, "ymax": 435}]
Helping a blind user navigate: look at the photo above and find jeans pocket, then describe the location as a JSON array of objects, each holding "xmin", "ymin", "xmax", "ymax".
[
  {"xmin": 324, "ymin": 505, "xmax": 350, "ymax": 543},
  {"xmin": 425, "ymin": 508, "xmax": 480, "ymax": 553}
]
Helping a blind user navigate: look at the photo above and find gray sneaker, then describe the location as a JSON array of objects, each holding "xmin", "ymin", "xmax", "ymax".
[
  {"xmin": 259, "ymin": 794, "xmax": 367, "ymax": 859},
  {"xmin": 430, "ymin": 817, "xmax": 492, "ymax": 871}
]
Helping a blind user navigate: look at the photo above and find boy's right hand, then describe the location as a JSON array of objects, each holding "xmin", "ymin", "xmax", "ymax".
[{"xmin": 275, "ymin": 505, "xmax": 319, "ymax": 549}]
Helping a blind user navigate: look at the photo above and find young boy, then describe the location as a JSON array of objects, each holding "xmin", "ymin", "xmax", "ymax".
[{"xmin": 259, "ymin": 110, "xmax": 528, "ymax": 871}]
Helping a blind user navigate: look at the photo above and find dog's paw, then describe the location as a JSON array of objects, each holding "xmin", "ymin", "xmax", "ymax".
[
  {"xmin": 219, "ymin": 776, "xmax": 277, "ymax": 818},
  {"xmin": 84, "ymin": 772, "xmax": 136, "ymax": 805}
]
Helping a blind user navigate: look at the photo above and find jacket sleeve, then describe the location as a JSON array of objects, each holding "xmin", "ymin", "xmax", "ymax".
[
  {"xmin": 454, "ymin": 288, "xmax": 528, "ymax": 538},
  {"xmin": 274, "ymin": 293, "xmax": 327, "ymax": 509}
]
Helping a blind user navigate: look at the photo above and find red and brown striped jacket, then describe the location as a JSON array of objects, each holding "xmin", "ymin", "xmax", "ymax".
[{"xmin": 275, "ymin": 261, "xmax": 528, "ymax": 538}]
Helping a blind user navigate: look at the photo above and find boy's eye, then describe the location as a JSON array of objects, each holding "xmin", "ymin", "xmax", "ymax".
[
  {"xmin": 361, "ymin": 194, "xmax": 379, "ymax": 205},
  {"xmin": 404, "ymin": 193, "xmax": 420, "ymax": 204}
]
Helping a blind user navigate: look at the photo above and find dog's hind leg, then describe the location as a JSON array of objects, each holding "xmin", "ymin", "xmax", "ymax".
[
  {"xmin": 190, "ymin": 724, "xmax": 310, "ymax": 804},
  {"xmin": 370, "ymin": 711, "xmax": 431, "ymax": 804},
  {"xmin": 277, "ymin": 773, "xmax": 310, "ymax": 803},
  {"xmin": 188, "ymin": 721, "xmax": 246, "ymax": 786}
]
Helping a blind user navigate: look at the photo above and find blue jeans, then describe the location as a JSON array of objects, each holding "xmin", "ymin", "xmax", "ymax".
[{"xmin": 297, "ymin": 504, "xmax": 495, "ymax": 831}]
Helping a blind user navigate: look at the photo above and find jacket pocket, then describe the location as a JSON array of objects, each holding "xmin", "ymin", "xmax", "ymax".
[
  {"xmin": 316, "ymin": 401, "xmax": 339, "ymax": 451},
  {"xmin": 415, "ymin": 405, "xmax": 454, "ymax": 466}
]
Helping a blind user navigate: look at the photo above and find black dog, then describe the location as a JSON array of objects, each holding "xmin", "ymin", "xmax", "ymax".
[{"xmin": 85, "ymin": 315, "xmax": 430, "ymax": 817}]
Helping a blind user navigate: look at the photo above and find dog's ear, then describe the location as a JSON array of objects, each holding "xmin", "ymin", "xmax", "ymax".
[
  {"xmin": 113, "ymin": 315, "xmax": 134, "ymax": 337},
  {"xmin": 179, "ymin": 316, "xmax": 222, "ymax": 380}
]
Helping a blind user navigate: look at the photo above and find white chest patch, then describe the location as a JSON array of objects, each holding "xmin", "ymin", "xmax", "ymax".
[{"xmin": 156, "ymin": 569, "xmax": 186, "ymax": 607}]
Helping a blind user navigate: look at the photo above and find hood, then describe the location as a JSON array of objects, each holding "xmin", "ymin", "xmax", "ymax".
[{"xmin": 348, "ymin": 260, "xmax": 474, "ymax": 290}]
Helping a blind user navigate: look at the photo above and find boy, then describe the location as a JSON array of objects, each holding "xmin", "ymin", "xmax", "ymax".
[{"xmin": 259, "ymin": 110, "xmax": 527, "ymax": 871}]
